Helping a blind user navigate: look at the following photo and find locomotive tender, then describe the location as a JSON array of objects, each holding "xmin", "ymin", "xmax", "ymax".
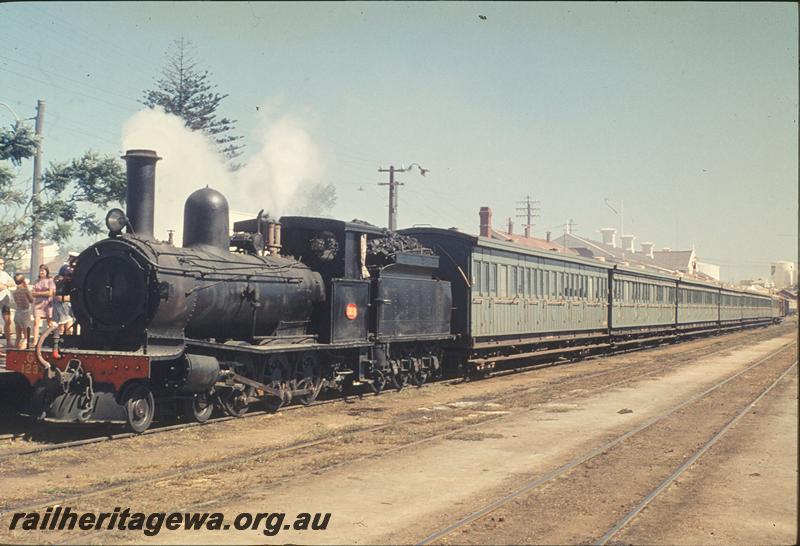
[{"xmin": 5, "ymin": 149, "xmax": 781, "ymax": 432}]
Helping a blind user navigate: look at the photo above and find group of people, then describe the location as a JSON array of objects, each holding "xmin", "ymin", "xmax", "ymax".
[{"xmin": 0, "ymin": 252, "xmax": 78, "ymax": 350}]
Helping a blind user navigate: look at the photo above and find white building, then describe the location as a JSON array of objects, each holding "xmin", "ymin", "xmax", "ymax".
[{"xmin": 771, "ymin": 261, "xmax": 796, "ymax": 290}]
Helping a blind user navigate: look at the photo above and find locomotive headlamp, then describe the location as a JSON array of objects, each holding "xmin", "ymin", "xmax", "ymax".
[{"xmin": 105, "ymin": 208, "xmax": 129, "ymax": 234}]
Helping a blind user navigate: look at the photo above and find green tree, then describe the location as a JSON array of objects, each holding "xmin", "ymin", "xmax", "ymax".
[
  {"xmin": 39, "ymin": 151, "xmax": 126, "ymax": 242},
  {"xmin": 0, "ymin": 122, "xmax": 40, "ymax": 261},
  {"xmin": 0, "ymin": 121, "xmax": 125, "ymax": 262},
  {"xmin": 142, "ymin": 38, "xmax": 244, "ymax": 164}
]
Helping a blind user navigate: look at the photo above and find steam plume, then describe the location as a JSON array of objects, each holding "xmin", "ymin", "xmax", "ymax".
[{"xmin": 121, "ymin": 107, "xmax": 324, "ymax": 245}]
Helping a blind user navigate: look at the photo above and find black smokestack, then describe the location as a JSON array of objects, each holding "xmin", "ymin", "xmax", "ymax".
[{"xmin": 122, "ymin": 149, "xmax": 161, "ymax": 239}]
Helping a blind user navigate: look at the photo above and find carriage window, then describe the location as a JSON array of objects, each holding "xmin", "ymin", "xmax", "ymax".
[
  {"xmin": 474, "ymin": 262, "xmax": 482, "ymax": 295},
  {"xmin": 537, "ymin": 269, "xmax": 542, "ymax": 297},
  {"xmin": 489, "ymin": 263, "xmax": 497, "ymax": 295},
  {"xmin": 524, "ymin": 269, "xmax": 530, "ymax": 296},
  {"xmin": 519, "ymin": 268, "xmax": 526, "ymax": 295},
  {"xmin": 499, "ymin": 265, "xmax": 508, "ymax": 297},
  {"xmin": 509, "ymin": 267, "xmax": 517, "ymax": 296}
]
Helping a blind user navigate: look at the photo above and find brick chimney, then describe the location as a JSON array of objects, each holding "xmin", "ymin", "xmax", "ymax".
[
  {"xmin": 507, "ymin": 217, "xmax": 514, "ymax": 235},
  {"xmin": 479, "ymin": 206, "xmax": 492, "ymax": 237},
  {"xmin": 621, "ymin": 235, "xmax": 635, "ymax": 253},
  {"xmin": 546, "ymin": 231, "xmax": 551, "ymax": 242},
  {"xmin": 640, "ymin": 241, "xmax": 654, "ymax": 258},
  {"xmin": 600, "ymin": 228, "xmax": 616, "ymax": 247}
]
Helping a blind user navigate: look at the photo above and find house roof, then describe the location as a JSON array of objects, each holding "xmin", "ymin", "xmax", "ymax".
[
  {"xmin": 552, "ymin": 233, "xmax": 713, "ymax": 280},
  {"xmin": 490, "ymin": 229, "xmax": 578, "ymax": 254},
  {"xmin": 651, "ymin": 250, "xmax": 694, "ymax": 272}
]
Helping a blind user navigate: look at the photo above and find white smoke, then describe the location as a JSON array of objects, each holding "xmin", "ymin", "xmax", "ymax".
[
  {"xmin": 121, "ymin": 107, "xmax": 324, "ymax": 245},
  {"xmin": 235, "ymin": 113, "xmax": 323, "ymax": 216}
]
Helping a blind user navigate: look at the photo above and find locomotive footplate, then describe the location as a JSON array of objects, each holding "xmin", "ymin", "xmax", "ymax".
[{"xmin": 5, "ymin": 349, "xmax": 150, "ymax": 423}]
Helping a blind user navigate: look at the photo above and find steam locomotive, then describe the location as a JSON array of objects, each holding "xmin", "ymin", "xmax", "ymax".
[
  {"xmin": 4, "ymin": 149, "xmax": 781, "ymax": 432},
  {"xmin": 5, "ymin": 150, "xmax": 452, "ymax": 432}
]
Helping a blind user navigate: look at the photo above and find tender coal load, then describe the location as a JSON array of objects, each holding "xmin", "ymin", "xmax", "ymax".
[{"xmin": 367, "ymin": 230, "xmax": 434, "ymax": 268}]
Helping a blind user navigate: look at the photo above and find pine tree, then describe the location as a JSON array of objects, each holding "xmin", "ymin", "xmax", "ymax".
[{"xmin": 142, "ymin": 38, "xmax": 244, "ymax": 164}]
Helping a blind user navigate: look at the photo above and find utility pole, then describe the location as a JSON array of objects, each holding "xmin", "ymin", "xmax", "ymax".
[
  {"xmin": 516, "ymin": 194, "xmax": 540, "ymax": 238},
  {"xmin": 30, "ymin": 99, "xmax": 45, "ymax": 278},
  {"xmin": 378, "ymin": 163, "xmax": 428, "ymax": 231},
  {"xmin": 378, "ymin": 166, "xmax": 402, "ymax": 231}
]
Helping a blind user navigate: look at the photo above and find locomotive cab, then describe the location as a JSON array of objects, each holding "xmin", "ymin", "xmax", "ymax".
[{"xmin": 277, "ymin": 217, "xmax": 382, "ymax": 344}]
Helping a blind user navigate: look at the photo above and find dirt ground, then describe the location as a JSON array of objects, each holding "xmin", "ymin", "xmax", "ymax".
[{"xmin": 0, "ymin": 322, "xmax": 795, "ymax": 545}]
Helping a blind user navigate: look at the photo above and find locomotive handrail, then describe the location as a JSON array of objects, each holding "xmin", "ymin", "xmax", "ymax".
[{"xmin": 34, "ymin": 324, "xmax": 60, "ymax": 375}]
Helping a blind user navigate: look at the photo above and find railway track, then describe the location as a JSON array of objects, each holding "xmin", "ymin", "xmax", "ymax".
[
  {"xmin": 594, "ymin": 358, "xmax": 797, "ymax": 545},
  {"xmin": 0, "ymin": 352, "xmax": 690, "ymax": 517},
  {"xmin": 416, "ymin": 342, "xmax": 796, "ymax": 545},
  {"xmin": 0, "ymin": 323, "xmax": 779, "ymax": 461},
  {"xmin": 0, "ymin": 320, "xmax": 764, "ymax": 462},
  {"xmin": 0, "ymin": 333, "xmax": 792, "ymax": 525}
]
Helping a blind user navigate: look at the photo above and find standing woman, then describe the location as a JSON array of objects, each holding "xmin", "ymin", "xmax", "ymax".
[{"xmin": 32, "ymin": 265, "xmax": 56, "ymax": 347}]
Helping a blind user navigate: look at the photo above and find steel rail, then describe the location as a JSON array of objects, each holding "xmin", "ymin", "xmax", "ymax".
[
  {"xmin": 416, "ymin": 342, "xmax": 795, "ymax": 545},
  {"xmin": 1, "ymin": 334, "xmax": 760, "ymax": 518},
  {"xmin": 595, "ymin": 359, "xmax": 798, "ymax": 545},
  {"xmin": 58, "ymin": 339, "xmax": 783, "ymax": 546}
]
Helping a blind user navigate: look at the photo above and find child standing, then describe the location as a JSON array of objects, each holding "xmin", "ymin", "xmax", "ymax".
[{"xmin": 12, "ymin": 274, "xmax": 33, "ymax": 349}]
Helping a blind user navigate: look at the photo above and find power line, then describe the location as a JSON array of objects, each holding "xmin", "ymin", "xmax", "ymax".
[
  {"xmin": 0, "ymin": 66, "xmax": 136, "ymax": 115},
  {"xmin": 0, "ymin": 54, "xmax": 141, "ymax": 105}
]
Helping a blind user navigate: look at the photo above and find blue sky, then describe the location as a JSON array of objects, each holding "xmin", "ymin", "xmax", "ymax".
[{"xmin": 1, "ymin": 2, "xmax": 796, "ymax": 281}]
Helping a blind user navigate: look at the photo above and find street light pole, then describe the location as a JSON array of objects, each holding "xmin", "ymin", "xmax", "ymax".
[{"xmin": 0, "ymin": 102, "xmax": 21, "ymax": 125}]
